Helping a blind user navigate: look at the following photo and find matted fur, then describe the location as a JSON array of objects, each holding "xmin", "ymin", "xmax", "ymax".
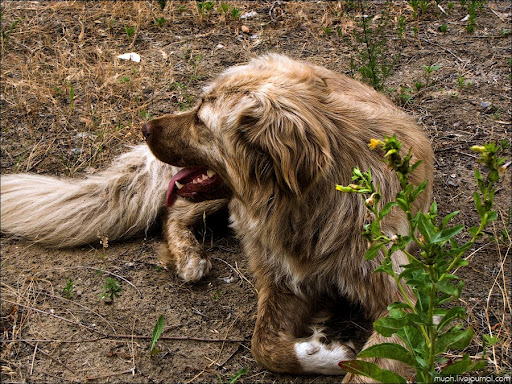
[{"xmin": 143, "ymin": 54, "xmax": 434, "ymax": 381}]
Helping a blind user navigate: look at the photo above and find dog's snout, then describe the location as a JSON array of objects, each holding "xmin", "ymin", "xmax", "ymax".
[{"xmin": 141, "ymin": 123, "xmax": 151, "ymax": 139}]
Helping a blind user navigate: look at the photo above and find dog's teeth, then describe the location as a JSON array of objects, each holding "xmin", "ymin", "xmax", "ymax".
[
  {"xmin": 175, "ymin": 181, "xmax": 184, "ymax": 189},
  {"xmin": 207, "ymin": 170, "xmax": 216, "ymax": 178},
  {"xmin": 201, "ymin": 174, "xmax": 209, "ymax": 181}
]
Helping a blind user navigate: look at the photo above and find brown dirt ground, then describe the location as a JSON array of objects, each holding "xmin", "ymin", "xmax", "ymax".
[{"xmin": 1, "ymin": 1, "xmax": 511, "ymax": 383}]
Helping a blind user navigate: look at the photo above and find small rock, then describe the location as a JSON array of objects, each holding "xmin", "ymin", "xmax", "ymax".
[
  {"xmin": 240, "ymin": 11, "xmax": 257, "ymax": 19},
  {"xmin": 241, "ymin": 25, "xmax": 250, "ymax": 33},
  {"xmin": 76, "ymin": 132, "xmax": 95, "ymax": 140},
  {"xmin": 117, "ymin": 52, "xmax": 141, "ymax": 63},
  {"xmin": 480, "ymin": 101, "xmax": 492, "ymax": 108},
  {"xmin": 222, "ymin": 276, "xmax": 235, "ymax": 283}
]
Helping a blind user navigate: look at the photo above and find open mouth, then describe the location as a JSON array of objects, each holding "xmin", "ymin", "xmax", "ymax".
[{"xmin": 166, "ymin": 167, "xmax": 224, "ymax": 207}]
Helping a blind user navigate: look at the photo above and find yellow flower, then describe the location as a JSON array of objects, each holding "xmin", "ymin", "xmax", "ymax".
[
  {"xmin": 470, "ymin": 145, "xmax": 485, "ymax": 153},
  {"xmin": 368, "ymin": 139, "xmax": 384, "ymax": 150}
]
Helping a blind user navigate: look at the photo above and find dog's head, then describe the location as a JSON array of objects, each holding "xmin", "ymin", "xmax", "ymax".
[{"xmin": 143, "ymin": 55, "xmax": 334, "ymax": 204}]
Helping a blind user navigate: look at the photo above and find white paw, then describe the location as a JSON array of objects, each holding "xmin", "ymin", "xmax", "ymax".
[
  {"xmin": 294, "ymin": 337, "xmax": 355, "ymax": 375},
  {"xmin": 179, "ymin": 257, "xmax": 212, "ymax": 282}
]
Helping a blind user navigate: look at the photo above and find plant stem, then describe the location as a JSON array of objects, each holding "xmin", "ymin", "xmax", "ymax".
[{"xmin": 427, "ymin": 264, "xmax": 437, "ymax": 380}]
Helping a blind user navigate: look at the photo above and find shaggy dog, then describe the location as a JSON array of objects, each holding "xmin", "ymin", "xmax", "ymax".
[{"xmin": 1, "ymin": 54, "xmax": 433, "ymax": 381}]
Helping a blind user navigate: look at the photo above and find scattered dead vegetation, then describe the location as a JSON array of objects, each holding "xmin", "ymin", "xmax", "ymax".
[{"xmin": 1, "ymin": 1, "xmax": 511, "ymax": 383}]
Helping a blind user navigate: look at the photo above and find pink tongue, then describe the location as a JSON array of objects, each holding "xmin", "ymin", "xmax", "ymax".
[{"xmin": 166, "ymin": 168, "xmax": 200, "ymax": 207}]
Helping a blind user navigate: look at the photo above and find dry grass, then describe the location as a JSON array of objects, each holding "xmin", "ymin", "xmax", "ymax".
[
  {"xmin": 1, "ymin": 1, "xmax": 217, "ymax": 175},
  {"xmin": 1, "ymin": 1, "xmax": 511, "ymax": 382}
]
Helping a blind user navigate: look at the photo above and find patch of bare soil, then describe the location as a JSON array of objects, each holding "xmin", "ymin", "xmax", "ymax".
[{"xmin": 1, "ymin": 1, "xmax": 510, "ymax": 383}]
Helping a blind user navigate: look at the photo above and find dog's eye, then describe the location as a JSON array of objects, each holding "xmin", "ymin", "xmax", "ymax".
[{"xmin": 195, "ymin": 114, "xmax": 202, "ymax": 124}]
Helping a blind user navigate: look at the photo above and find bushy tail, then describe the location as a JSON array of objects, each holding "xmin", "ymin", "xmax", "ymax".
[{"xmin": 1, "ymin": 145, "xmax": 177, "ymax": 248}]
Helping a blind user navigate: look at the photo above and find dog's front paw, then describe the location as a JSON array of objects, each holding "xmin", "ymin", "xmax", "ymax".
[
  {"xmin": 177, "ymin": 257, "xmax": 212, "ymax": 282},
  {"xmin": 157, "ymin": 243, "xmax": 211, "ymax": 282},
  {"xmin": 294, "ymin": 337, "xmax": 356, "ymax": 375}
]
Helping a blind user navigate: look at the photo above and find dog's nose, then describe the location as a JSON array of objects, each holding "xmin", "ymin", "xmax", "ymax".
[{"xmin": 141, "ymin": 122, "xmax": 151, "ymax": 139}]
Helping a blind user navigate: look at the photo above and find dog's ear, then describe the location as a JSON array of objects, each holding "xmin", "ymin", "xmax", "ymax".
[{"xmin": 238, "ymin": 100, "xmax": 332, "ymax": 195}]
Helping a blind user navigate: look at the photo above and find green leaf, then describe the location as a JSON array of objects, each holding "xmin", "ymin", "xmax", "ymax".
[
  {"xmin": 358, "ymin": 343, "xmax": 417, "ymax": 368},
  {"xmin": 365, "ymin": 243, "xmax": 383, "ymax": 260},
  {"xmin": 429, "ymin": 201, "xmax": 438, "ymax": 216},
  {"xmin": 373, "ymin": 317, "xmax": 406, "ymax": 337},
  {"xmin": 380, "ymin": 202, "xmax": 398, "ymax": 218},
  {"xmin": 417, "ymin": 214, "xmax": 436, "ymax": 242},
  {"xmin": 398, "ymin": 325, "xmax": 425, "ymax": 352},
  {"xmin": 370, "ymin": 221, "xmax": 381, "ymax": 239},
  {"xmin": 339, "ymin": 360, "xmax": 406, "ymax": 383},
  {"xmin": 487, "ymin": 210, "xmax": 498, "ymax": 223},
  {"xmin": 437, "ymin": 327, "xmax": 474, "ymax": 354},
  {"xmin": 435, "ymin": 280, "xmax": 460, "ymax": 297},
  {"xmin": 473, "ymin": 191, "xmax": 483, "ymax": 215},
  {"xmin": 468, "ymin": 225, "xmax": 481, "ymax": 238},
  {"xmin": 396, "ymin": 197, "xmax": 408, "ymax": 211},
  {"xmin": 441, "ymin": 211, "xmax": 460, "ymax": 228},
  {"xmin": 228, "ymin": 368, "xmax": 248, "ymax": 383},
  {"xmin": 374, "ymin": 262, "xmax": 394, "ymax": 275},
  {"xmin": 387, "ymin": 302, "xmax": 411, "ymax": 311},
  {"xmin": 441, "ymin": 354, "xmax": 486, "ymax": 375},
  {"xmin": 431, "ymin": 225, "xmax": 464, "ymax": 244},
  {"xmin": 482, "ymin": 334, "xmax": 499, "ymax": 347},
  {"xmin": 409, "ymin": 160, "xmax": 423, "ymax": 175},
  {"xmin": 150, "ymin": 315, "xmax": 165, "ymax": 353},
  {"xmin": 437, "ymin": 306, "xmax": 466, "ymax": 331}
]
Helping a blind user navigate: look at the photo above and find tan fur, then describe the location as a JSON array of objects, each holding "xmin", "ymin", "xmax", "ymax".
[{"xmin": 143, "ymin": 54, "xmax": 434, "ymax": 380}]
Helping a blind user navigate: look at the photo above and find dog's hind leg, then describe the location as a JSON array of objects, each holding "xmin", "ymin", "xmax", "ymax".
[
  {"xmin": 251, "ymin": 279, "xmax": 356, "ymax": 375},
  {"xmin": 158, "ymin": 198, "xmax": 229, "ymax": 282}
]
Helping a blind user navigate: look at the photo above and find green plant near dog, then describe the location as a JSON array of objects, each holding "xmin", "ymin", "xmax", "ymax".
[
  {"xmin": 465, "ymin": 0, "xmax": 484, "ymax": 34},
  {"xmin": 197, "ymin": 1, "xmax": 214, "ymax": 21},
  {"xmin": 170, "ymin": 81, "xmax": 195, "ymax": 110},
  {"xmin": 345, "ymin": 2, "xmax": 397, "ymax": 91},
  {"xmin": 99, "ymin": 277, "xmax": 122, "ymax": 303},
  {"xmin": 457, "ymin": 74, "xmax": 472, "ymax": 89},
  {"xmin": 230, "ymin": 7, "xmax": 241, "ymax": 21},
  {"xmin": 419, "ymin": 0, "xmax": 430, "ymax": 15},
  {"xmin": 124, "ymin": 26, "xmax": 135, "ymax": 39},
  {"xmin": 68, "ymin": 82, "xmax": 75, "ymax": 109},
  {"xmin": 157, "ymin": 0, "xmax": 166, "ymax": 10},
  {"xmin": 149, "ymin": 315, "xmax": 164, "ymax": 356},
  {"xmin": 423, "ymin": 64, "xmax": 442, "ymax": 86},
  {"xmin": 396, "ymin": 15, "xmax": 407, "ymax": 40},
  {"xmin": 322, "ymin": 26, "xmax": 333, "ymax": 36},
  {"xmin": 139, "ymin": 109, "xmax": 153, "ymax": 120},
  {"xmin": 1, "ymin": 17, "xmax": 21, "ymax": 41},
  {"xmin": 409, "ymin": 0, "xmax": 420, "ymax": 19},
  {"xmin": 155, "ymin": 17, "xmax": 166, "ymax": 27},
  {"xmin": 62, "ymin": 278, "xmax": 75, "ymax": 299},
  {"xmin": 337, "ymin": 137, "xmax": 508, "ymax": 383},
  {"xmin": 217, "ymin": 368, "xmax": 248, "ymax": 384}
]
